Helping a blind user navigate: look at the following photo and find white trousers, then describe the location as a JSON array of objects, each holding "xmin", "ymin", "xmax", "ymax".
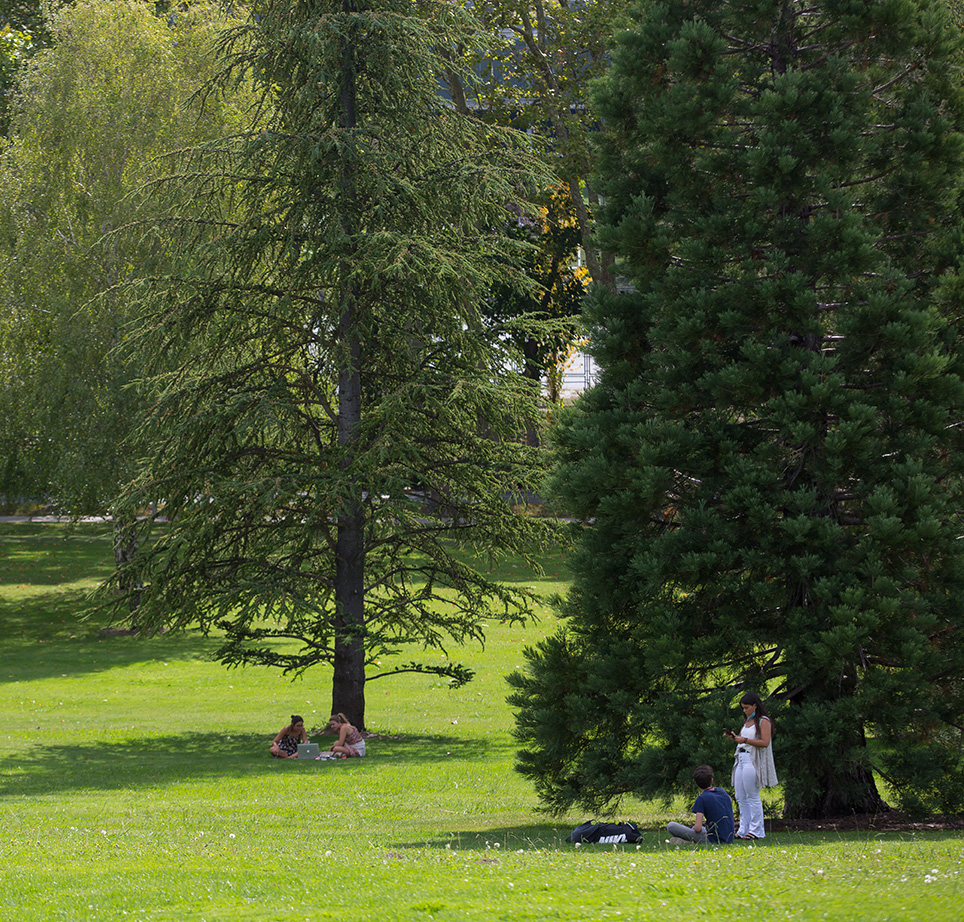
[{"xmin": 734, "ymin": 751, "xmax": 765, "ymax": 838}]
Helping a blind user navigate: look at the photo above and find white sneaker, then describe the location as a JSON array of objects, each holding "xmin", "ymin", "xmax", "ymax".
[{"xmin": 667, "ymin": 836, "xmax": 693, "ymax": 846}]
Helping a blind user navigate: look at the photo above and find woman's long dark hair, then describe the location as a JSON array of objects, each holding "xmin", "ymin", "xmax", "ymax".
[{"xmin": 739, "ymin": 692, "xmax": 773, "ymax": 740}]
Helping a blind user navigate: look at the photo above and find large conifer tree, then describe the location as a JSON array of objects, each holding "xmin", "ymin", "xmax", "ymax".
[
  {"xmin": 510, "ymin": 0, "xmax": 964, "ymax": 817},
  {"xmin": 110, "ymin": 0, "xmax": 554, "ymax": 728}
]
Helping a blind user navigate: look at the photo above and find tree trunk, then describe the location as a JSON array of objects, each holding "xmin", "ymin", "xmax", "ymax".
[
  {"xmin": 784, "ymin": 761, "xmax": 886, "ymax": 820},
  {"xmin": 783, "ymin": 726, "xmax": 888, "ymax": 820},
  {"xmin": 330, "ymin": 1, "xmax": 367, "ymax": 730},
  {"xmin": 583, "ymin": 181, "xmax": 615, "ymax": 285},
  {"xmin": 112, "ymin": 513, "xmax": 142, "ymax": 627},
  {"xmin": 332, "ymin": 321, "xmax": 367, "ymax": 729},
  {"xmin": 782, "ymin": 683, "xmax": 888, "ymax": 819},
  {"xmin": 771, "ymin": 1, "xmax": 885, "ymax": 821}
]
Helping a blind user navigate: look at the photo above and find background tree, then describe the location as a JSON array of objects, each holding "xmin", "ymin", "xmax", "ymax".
[
  {"xmin": 447, "ymin": 0, "xmax": 621, "ymax": 289},
  {"xmin": 0, "ymin": 0, "xmax": 248, "ymax": 519},
  {"xmin": 442, "ymin": 1, "xmax": 620, "ymax": 398},
  {"xmin": 510, "ymin": 0, "xmax": 964, "ymax": 819},
  {"xmin": 484, "ymin": 185, "xmax": 588, "ymax": 437},
  {"xmin": 0, "ymin": 0, "xmax": 56, "ymax": 137},
  {"xmin": 109, "ymin": 0, "xmax": 558, "ymax": 729},
  {"xmin": 0, "ymin": 20, "xmax": 31, "ymax": 137}
]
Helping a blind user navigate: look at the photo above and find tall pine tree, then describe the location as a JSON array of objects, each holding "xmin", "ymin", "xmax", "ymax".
[
  {"xmin": 510, "ymin": 0, "xmax": 964, "ymax": 818},
  {"xmin": 110, "ymin": 0, "xmax": 556, "ymax": 728}
]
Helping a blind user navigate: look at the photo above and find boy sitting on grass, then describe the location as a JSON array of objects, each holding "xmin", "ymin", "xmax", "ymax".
[{"xmin": 666, "ymin": 764, "xmax": 735, "ymax": 845}]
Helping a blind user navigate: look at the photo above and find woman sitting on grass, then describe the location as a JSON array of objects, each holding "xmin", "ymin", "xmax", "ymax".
[
  {"xmin": 327, "ymin": 713, "xmax": 366, "ymax": 758},
  {"xmin": 270, "ymin": 714, "xmax": 307, "ymax": 759}
]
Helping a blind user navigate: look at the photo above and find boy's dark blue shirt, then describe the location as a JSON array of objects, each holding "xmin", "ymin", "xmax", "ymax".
[{"xmin": 692, "ymin": 786, "xmax": 735, "ymax": 843}]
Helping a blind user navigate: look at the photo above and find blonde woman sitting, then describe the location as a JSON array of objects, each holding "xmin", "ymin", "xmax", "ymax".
[{"xmin": 326, "ymin": 712, "xmax": 366, "ymax": 758}]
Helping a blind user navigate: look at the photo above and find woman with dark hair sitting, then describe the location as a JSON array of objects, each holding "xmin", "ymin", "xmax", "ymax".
[
  {"xmin": 725, "ymin": 692, "xmax": 777, "ymax": 839},
  {"xmin": 270, "ymin": 714, "xmax": 307, "ymax": 759}
]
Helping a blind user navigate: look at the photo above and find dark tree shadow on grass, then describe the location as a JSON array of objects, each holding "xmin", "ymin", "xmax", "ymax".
[
  {"xmin": 0, "ymin": 731, "xmax": 500, "ymax": 798},
  {"xmin": 390, "ymin": 823, "xmax": 579, "ymax": 853},
  {"xmin": 368, "ymin": 733, "xmax": 509, "ymax": 763},
  {"xmin": 0, "ymin": 590, "xmax": 225, "ymax": 683},
  {"xmin": 1, "ymin": 587, "xmax": 102, "ymax": 644},
  {"xmin": 0, "ymin": 523, "xmax": 115, "ymax": 587},
  {"xmin": 389, "ymin": 824, "xmax": 927, "ymax": 853},
  {"xmin": 1, "ymin": 524, "xmax": 212, "ymax": 679},
  {"xmin": 0, "ymin": 732, "xmax": 318, "ymax": 798},
  {"xmin": 392, "ymin": 819, "xmax": 680, "ymax": 854},
  {"xmin": 0, "ymin": 733, "xmax": 270, "ymax": 798}
]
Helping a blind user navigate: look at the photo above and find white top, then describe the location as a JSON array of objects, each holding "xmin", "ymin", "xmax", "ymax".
[{"xmin": 732, "ymin": 716, "xmax": 778, "ymax": 788}]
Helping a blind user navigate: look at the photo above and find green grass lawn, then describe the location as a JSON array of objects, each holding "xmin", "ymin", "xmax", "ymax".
[{"xmin": 1, "ymin": 523, "xmax": 961, "ymax": 921}]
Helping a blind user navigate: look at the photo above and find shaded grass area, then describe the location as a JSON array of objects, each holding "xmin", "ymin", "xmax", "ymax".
[
  {"xmin": 1, "ymin": 731, "xmax": 510, "ymax": 799},
  {"xmin": 1, "ymin": 523, "xmax": 963, "ymax": 920}
]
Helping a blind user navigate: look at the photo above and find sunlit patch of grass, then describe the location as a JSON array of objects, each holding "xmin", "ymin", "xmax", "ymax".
[{"xmin": 1, "ymin": 523, "xmax": 962, "ymax": 921}]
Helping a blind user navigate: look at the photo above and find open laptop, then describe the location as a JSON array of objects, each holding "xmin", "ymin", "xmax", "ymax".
[{"xmin": 297, "ymin": 743, "xmax": 320, "ymax": 760}]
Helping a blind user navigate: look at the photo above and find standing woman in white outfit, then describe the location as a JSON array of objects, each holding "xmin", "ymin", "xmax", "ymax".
[{"xmin": 725, "ymin": 692, "xmax": 778, "ymax": 839}]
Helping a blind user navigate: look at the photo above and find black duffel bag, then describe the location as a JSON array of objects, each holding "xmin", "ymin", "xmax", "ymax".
[{"xmin": 565, "ymin": 820, "xmax": 642, "ymax": 844}]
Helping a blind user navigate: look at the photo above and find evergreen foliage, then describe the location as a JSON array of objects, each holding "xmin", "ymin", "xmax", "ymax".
[
  {"xmin": 509, "ymin": 0, "xmax": 964, "ymax": 818},
  {"xmin": 110, "ymin": 0, "xmax": 557, "ymax": 728}
]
